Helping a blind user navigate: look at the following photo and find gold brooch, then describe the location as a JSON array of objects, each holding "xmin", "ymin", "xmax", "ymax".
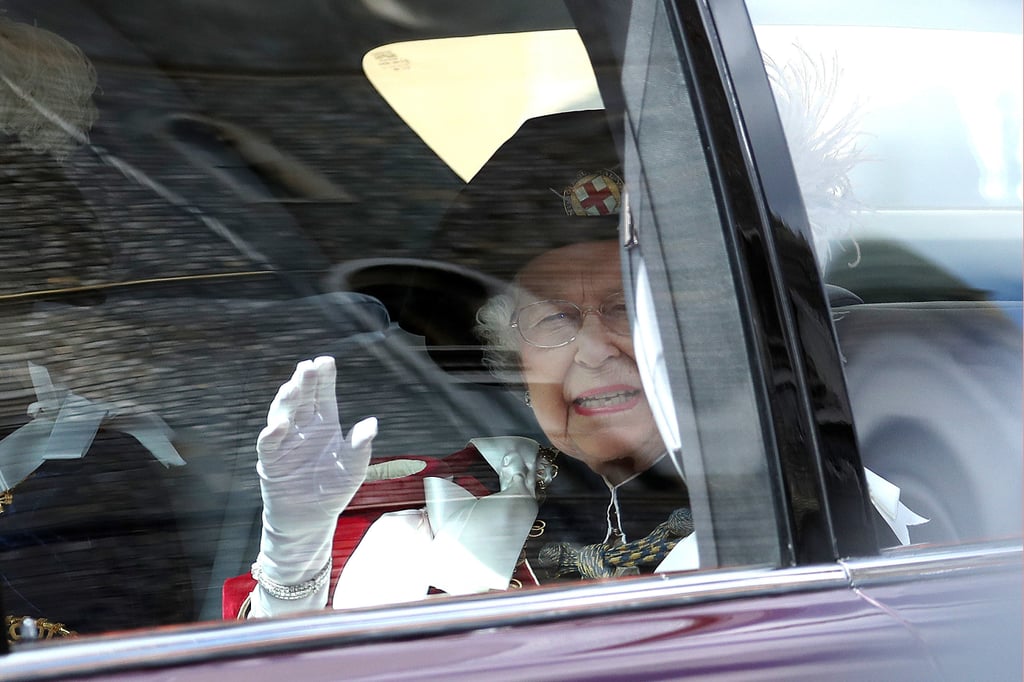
[{"xmin": 5, "ymin": 615, "xmax": 76, "ymax": 644}]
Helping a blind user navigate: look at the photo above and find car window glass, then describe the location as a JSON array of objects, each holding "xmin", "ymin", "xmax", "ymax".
[
  {"xmin": 748, "ymin": 0, "xmax": 1023, "ymax": 548},
  {"xmin": 0, "ymin": 1, "xmax": 783, "ymax": 646}
]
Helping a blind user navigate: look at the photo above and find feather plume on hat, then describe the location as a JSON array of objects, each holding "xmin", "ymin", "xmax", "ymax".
[
  {"xmin": 764, "ymin": 45, "xmax": 865, "ymax": 271},
  {"xmin": 0, "ymin": 16, "xmax": 98, "ymax": 159}
]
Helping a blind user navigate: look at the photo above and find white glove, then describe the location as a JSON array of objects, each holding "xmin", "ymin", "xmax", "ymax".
[{"xmin": 250, "ymin": 356, "xmax": 377, "ymax": 616}]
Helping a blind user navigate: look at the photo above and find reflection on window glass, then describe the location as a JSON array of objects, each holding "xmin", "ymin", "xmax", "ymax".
[
  {"xmin": 751, "ymin": 5, "xmax": 1023, "ymax": 548},
  {"xmin": 235, "ymin": 111, "xmax": 700, "ymax": 619},
  {"xmin": 0, "ymin": 4, "xmax": 730, "ymax": 644},
  {"xmin": 618, "ymin": 0, "xmax": 784, "ymax": 569}
]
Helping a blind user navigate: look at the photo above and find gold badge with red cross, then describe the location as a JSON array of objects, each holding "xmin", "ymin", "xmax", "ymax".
[{"xmin": 562, "ymin": 169, "xmax": 623, "ymax": 216}]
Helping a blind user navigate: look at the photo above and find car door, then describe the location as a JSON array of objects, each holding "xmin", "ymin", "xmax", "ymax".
[
  {"xmin": 740, "ymin": 1, "xmax": 1023, "ymax": 678},
  {"xmin": 1, "ymin": 0, "xmax": 1019, "ymax": 679}
]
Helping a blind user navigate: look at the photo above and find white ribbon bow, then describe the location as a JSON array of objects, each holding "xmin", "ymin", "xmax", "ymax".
[
  {"xmin": 864, "ymin": 467, "xmax": 929, "ymax": 545},
  {"xmin": 422, "ymin": 436, "xmax": 541, "ymax": 595},
  {"xmin": 332, "ymin": 436, "xmax": 542, "ymax": 608}
]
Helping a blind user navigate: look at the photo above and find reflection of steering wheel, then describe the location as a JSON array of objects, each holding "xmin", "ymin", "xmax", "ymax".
[{"xmin": 324, "ymin": 258, "xmax": 508, "ymax": 377}]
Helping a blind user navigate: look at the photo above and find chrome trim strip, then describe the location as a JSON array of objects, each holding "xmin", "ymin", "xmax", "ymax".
[
  {"xmin": 1, "ymin": 564, "xmax": 846, "ymax": 680},
  {"xmin": 841, "ymin": 540, "xmax": 1022, "ymax": 587},
  {"xmin": 4, "ymin": 542, "xmax": 1019, "ymax": 680}
]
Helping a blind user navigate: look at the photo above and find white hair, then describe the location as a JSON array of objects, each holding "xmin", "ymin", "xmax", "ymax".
[
  {"xmin": 474, "ymin": 289, "xmax": 523, "ymax": 385},
  {"xmin": 0, "ymin": 16, "xmax": 98, "ymax": 159}
]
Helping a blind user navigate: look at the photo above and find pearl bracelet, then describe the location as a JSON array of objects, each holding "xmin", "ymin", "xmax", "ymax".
[{"xmin": 251, "ymin": 559, "xmax": 331, "ymax": 601}]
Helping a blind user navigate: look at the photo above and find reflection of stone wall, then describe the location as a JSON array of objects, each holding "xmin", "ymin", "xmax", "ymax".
[
  {"xmin": 0, "ymin": 61, "xmax": 542, "ymax": 502},
  {"xmin": 94, "ymin": 69, "xmax": 459, "ymax": 277},
  {"xmin": 0, "ymin": 289, "xmax": 536, "ymax": 620},
  {"xmin": 0, "ymin": 148, "xmax": 113, "ymax": 295},
  {"xmin": 1, "ymin": 65, "xmax": 540, "ymax": 621},
  {"xmin": 2, "ymin": 67, "xmax": 465, "ymax": 292},
  {"xmin": 0, "ymin": 291, "xmax": 531, "ymax": 476}
]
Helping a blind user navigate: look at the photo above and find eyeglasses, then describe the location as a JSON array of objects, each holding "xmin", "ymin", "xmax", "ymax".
[{"xmin": 511, "ymin": 292, "xmax": 630, "ymax": 348}]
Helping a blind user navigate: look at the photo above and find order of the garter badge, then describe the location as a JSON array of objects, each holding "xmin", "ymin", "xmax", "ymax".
[{"xmin": 562, "ymin": 169, "xmax": 623, "ymax": 217}]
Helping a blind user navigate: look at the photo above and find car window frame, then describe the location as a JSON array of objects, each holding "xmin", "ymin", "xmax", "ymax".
[
  {"xmin": 608, "ymin": 0, "xmax": 787, "ymax": 569},
  {"xmin": 582, "ymin": 0, "xmax": 876, "ymax": 565},
  {"xmin": 690, "ymin": 0, "xmax": 878, "ymax": 560}
]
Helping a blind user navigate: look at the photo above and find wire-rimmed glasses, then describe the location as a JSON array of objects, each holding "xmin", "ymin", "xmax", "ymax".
[{"xmin": 511, "ymin": 292, "xmax": 630, "ymax": 348}]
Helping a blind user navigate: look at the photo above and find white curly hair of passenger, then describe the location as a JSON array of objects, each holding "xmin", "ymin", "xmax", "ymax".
[
  {"xmin": 0, "ymin": 15, "xmax": 98, "ymax": 159},
  {"xmin": 475, "ymin": 288, "xmax": 523, "ymax": 386}
]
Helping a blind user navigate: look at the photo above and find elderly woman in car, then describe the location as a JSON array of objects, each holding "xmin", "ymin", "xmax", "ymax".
[
  {"xmin": 225, "ymin": 111, "xmax": 698, "ymax": 618},
  {"xmin": 228, "ymin": 110, "xmax": 924, "ymax": 618}
]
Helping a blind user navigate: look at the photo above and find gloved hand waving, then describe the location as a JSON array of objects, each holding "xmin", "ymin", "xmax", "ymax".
[{"xmin": 250, "ymin": 355, "xmax": 377, "ymax": 616}]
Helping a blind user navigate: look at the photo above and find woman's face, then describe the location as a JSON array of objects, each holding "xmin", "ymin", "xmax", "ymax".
[{"xmin": 515, "ymin": 241, "xmax": 663, "ymax": 481}]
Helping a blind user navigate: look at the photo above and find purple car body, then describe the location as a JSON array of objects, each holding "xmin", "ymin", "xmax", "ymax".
[{"xmin": 0, "ymin": 0, "xmax": 1020, "ymax": 680}]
